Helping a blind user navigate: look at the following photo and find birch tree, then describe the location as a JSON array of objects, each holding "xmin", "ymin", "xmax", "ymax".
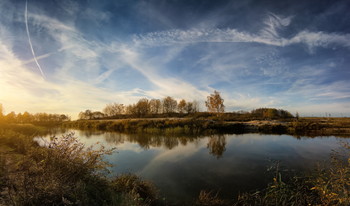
[{"xmin": 205, "ymin": 90, "xmax": 225, "ymax": 113}]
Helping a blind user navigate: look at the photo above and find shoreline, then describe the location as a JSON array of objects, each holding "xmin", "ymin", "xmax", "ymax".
[{"xmin": 62, "ymin": 117, "xmax": 350, "ymax": 137}]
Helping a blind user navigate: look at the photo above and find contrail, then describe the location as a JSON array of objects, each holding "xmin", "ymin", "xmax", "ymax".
[{"xmin": 25, "ymin": 0, "xmax": 45, "ymax": 79}]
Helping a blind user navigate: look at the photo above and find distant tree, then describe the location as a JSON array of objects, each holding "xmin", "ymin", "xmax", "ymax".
[
  {"xmin": 192, "ymin": 100, "xmax": 200, "ymax": 113},
  {"xmin": 34, "ymin": 113, "xmax": 47, "ymax": 122},
  {"xmin": 178, "ymin": 99, "xmax": 187, "ymax": 113},
  {"xmin": 185, "ymin": 102, "xmax": 194, "ymax": 114},
  {"xmin": 103, "ymin": 103, "xmax": 125, "ymax": 117},
  {"xmin": 125, "ymin": 104, "xmax": 137, "ymax": 116},
  {"xmin": 265, "ymin": 109, "xmax": 278, "ymax": 119},
  {"xmin": 185, "ymin": 100, "xmax": 200, "ymax": 114},
  {"xmin": 91, "ymin": 111, "xmax": 105, "ymax": 119},
  {"xmin": 17, "ymin": 113, "xmax": 23, "ymax": 123},
  {"xmin": 79, "ymin": 110, "xmax": 105, "ymax": 120},
  {"xmin": 205, "ymin": 90, "xmax": 225, "ymax": 113},
  {"xmin": 278, "ymin": 109, "xmax": 293, "ymax": 118},
  {"xmin": 78, "ymin": 112, "xmax": 85, "ymax": 120},
  {"xmin": 149, "ymin": 99, "xmax": 162, "ymax": 114},
  {"xmin": 6, "ymin": 112, "xmax": 16, "ymax": 123},
  {"xmin": 162, "ymin": 96, "xmax": 177, "ymax": 114},
  {"xmin": 59, "ymin": 114, "xmax": 70, "ymax": 121},
  {"xmin": 21, "ymin": 111, "xmax": 33, "ymax": 123},
  {"xmin": 135, "ymin": 98, "xmax": 149, "ymax": 117},
  {"xmin": 79, "ymin": 110, "xmax": 92, "ymax": 120},
  {"xmin": 0, "ymin": 104, "xmax": 3, "ymax": 117},
  {"xmin": 251, "ymin": 108, "xmax": 293, "ymax": 119}
]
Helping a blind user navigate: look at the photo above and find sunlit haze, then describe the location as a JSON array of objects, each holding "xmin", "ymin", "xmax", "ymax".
[{"xmin": 1, "ymin": 0, "xmax": 349, "ymax": 119}]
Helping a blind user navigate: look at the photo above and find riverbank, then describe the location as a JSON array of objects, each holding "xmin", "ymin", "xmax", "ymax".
[
  {"xmin": 1, "ymin": 122, "xmax": 349, "ymax": 205},
  {"xmin": 62, "ymin": 117, "xmax": 350, "ymax": 137},
  {"xmin": 0, "ymin": 123, "xmax": 161, "ymax": 206}
]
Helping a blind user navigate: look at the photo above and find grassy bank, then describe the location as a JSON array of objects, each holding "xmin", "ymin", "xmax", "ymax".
[
  {"xmin": 62, "ymin": 119, "xmax": 247, "ymax": 135},
  {"xmin": 62, "ymin": 117, "xmax": 350, "ymax": 137},
  {"xmin": 0, "ymin": 123, "xmax": 161, "ymax": 206},
  {"xmin": 196, "ymin": 143, "xmax": 350, "ymax": 206},
  {"xmin": 287, "ymin": 117, "xmax": 350, "ymax": 137},
  {"xmin": 1, "ymin": 123, "xmax": 349, "ymax": 205}
]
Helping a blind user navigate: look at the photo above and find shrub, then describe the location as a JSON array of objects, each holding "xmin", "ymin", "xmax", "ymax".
[
  {"xmin": 311, "ymin": 142, "xmax": 350, "ymax": 205},
  {"xmin": 4, "ymin": 133, "xmax": 116, "ymax": 205},
  {"xmin": 195, "ymin": 190, "xmax": 228, "ymax": 206},
  {"xmin": 0, "ymin": 130, "xmax": 162, "ymax": 206},
  {"xmin": 111, "ymin": 174, "xmax": 158, "ymax": 205},
  {"xmin": 195, "ymin": 143, "xmax": 350, "ymax": 206}
]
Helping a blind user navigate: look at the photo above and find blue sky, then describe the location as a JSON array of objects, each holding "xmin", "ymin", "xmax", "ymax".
[{"xmin": 0, "ymin": 0, "xmax": 349, "ymax": 118}]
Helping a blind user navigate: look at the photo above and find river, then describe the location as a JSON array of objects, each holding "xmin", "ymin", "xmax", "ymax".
[{"xmin": 43, "ymin": 129, "xmax": 349, "ymax": 205}]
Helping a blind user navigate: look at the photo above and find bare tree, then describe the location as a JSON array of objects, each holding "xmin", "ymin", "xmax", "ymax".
[
  {"xmin": 149, "ymin": 99, "xmax": 162, "ymax": 114},
  {"xmin": 103, "ymin": 103, "xmax": 125, "ymax": 117},
  {"xmin": 184, "ymin": 100, "xmax": 199, "ymax": 113},
  {"xmin": 125, "ymin": 104, "xmax": 137, "ymax": 115},
  {"xmin": 205, "ymin": 90, "xmax": 225, "ymax": 113},
  {"xmin": 192, "ymin": 100, "xmax": 200, "ymax": 113},
  {"xmin": 135, "ymin": 98, "xmax": 149, "ymax": 117},
  {"xmin": 162, "ymin": 96, "xmax": 177, "ymax": 114},
  {"xmin": 178, "ymin": 99, "xmax": 186, "ymax": 113},
  {"xmin": 91, "ymin": 111, "xmax": 105, "ymax": 119},
  {"xmin": 79, "ymin": 110, "xmax": 92, "ymax": 120}
]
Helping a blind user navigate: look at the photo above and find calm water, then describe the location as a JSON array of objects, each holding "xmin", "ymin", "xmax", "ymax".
[{"xmin": 44, "ymin": 129, "xmax": 349, "ymax": 205}]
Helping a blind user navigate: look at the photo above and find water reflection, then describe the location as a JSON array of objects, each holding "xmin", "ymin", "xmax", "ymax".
[
  {"xmin": 56, "ymin": 129, "xmax": 229, "ymax": 158},
  {"xmin": 45, "ymin": 129, "xmax": 350, "ymax": 205},
  {"xmin": 88, "ymin": 131, "xmax": 228, "ymax": 158},
  {"xmin": 101, "ymin": 132, "xmax": 201, "ymax": 150},
  {"xmin": 207, "ymin": 135, "xmax": 227, "ymax": 158},
  {"xmin": 47, "ymin": 129, "xmax": 347, "ymax": 161}
]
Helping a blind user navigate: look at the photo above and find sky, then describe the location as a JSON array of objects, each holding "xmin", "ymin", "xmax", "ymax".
[{"xmin": 0, "ymin": 0, "xmax": 349, "ymax": 119}]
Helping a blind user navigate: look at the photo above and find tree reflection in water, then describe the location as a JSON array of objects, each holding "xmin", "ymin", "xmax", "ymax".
[
  {"xmin": 102, "ymin": 132, "xmax": 199, "ymax": 150},
  {"xmin": 72, "ymin": 130, "xmax": 227, "ymax": 158},
  {"xmin": 207, "ymin": 135, "xmax": 227, "ymax": 158}
]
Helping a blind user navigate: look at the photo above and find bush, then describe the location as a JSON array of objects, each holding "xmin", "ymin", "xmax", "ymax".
[
  {"xmin": 3, "ymin": 133, "xmax": 116, "ymax": 205},
  {"xmin": 111, "ymin": 174, "xmax": 158, "ymax": 205},
  {"xmin": 311, "ymin": 142, "xmax": 350, "ymax": 205},
  {"xmin": 0, "ymin": 129, "xmax": 162, "ymax": 206},
  {"xmin": 195, "ymin": 190, "xmax": 228, "ymax": 206}
]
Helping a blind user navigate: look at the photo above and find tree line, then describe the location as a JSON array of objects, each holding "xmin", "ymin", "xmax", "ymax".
[
  {"xmin": 250, "ymin": 108, "xmax": 294, "ymax": 119},
  {"xmin": 78, "ymin": 91, "xmax": 294, "ymax": 120},
  {"xmin": 0, "ymin": 90, "xmax": 294, "ymax": 122},
  {"xmin": 79, "ymin": 96, "xmax": 200, "ymax": 119},
  {"xmin": 0, "ymin": 104, "xmax": 70, "ymax": 124}
]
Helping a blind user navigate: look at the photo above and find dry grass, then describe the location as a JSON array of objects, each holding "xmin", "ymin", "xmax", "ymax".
[
  {"xmin": 195, "ymin": 142, "xmax": 350, "ymax": 206},
  {"xmin": 0, "ymin": 125, "xmax": 161, "ymax": 206}
]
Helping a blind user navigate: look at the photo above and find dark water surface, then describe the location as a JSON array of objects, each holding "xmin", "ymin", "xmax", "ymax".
[{"xmin": 45, "ymin": 130, "xmax": 350, "ymax": 205}]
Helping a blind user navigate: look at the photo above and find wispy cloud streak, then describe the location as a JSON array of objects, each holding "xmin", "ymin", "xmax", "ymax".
[
  {"xmin": 260, "ymin": 12, "xmax": 293, "ymax": 39},
  {"xmin": 132, "ymin": 13, "xmax": 350, "ymax": 50},
  {"xmin": 25, "ymin": 0, "xmax": 45, "ymax": 78},
  {"xmin": 133, "ymin": 28, "xmax": 350, "ymax": 49}
]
